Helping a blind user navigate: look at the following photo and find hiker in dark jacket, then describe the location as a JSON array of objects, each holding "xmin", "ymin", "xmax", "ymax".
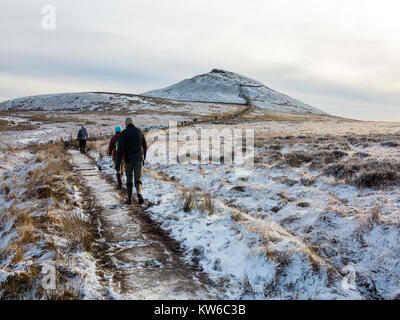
[
  {"xmin": 108, "ymin": 126, "xmax": 124, "ymax": 189},
  {"xmin": 77, "ymin": 125, "xmax": 88, "ymax": 154},
  {"xmin": 116, "ymin": 117, "xmax": 147, "ymax": 204}
]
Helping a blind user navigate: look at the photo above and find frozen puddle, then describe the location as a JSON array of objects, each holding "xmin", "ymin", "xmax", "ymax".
[{"xmin": 70, "ymin": 150, "xmax": 214, "ymax": 299}]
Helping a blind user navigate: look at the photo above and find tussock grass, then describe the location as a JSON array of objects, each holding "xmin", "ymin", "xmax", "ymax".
[
  {"xmin": 10, "ymin": 247, "xmax": 25, "ymax": 265},
  {"xmin": 2, "ymin": 182, "xmax": 10, "ymax": 195},
  {"xmin": 231, "ymin": 211, "xmax": 242, "ymax": 222},
  {"xmin": 231, "ymin": 185, "xmax": 246, "ymax": 192},
  {"xmin": 299, "ymin": 176, "xmax": 316, "ymax": 186},
  {"xmin": 199, "ymin": 193, "xmax": 215, "ymax": 216},
  {"xmin": 353, "ymin": 207, "xmax": 386, "ymax": 246},
  {"xmin": 59, "ymin": 214, "xmax": 93, "ymax": 252},
  {"xmin": 284, "ymin": 151, "xmax": 312, "ymax": 167},
  {"xmin": 0, "ymin": 264, "xmax": 42, "ymax": 299},
  {"xmin": 0, "ymin": 140, "xmax": 96, "ymax": 299},
  {"xmin": 25, "ymin": 171, "xmax": 73, "ymax": 206},
  {"xmin": 355, "ymin": 171, "xmax": 398, "ymax": 189},
  {"xmin": 29, "ymin": 141, "xmax": 68, "ymax": 158},
  {"xmin": 297, "ymin": 202, "xmax": 310, "ymax": 208},
  {"xmin": 179, "ymin": 190, "xmax": 216, "ymax": 216},
  {"xmin": 26, "ymin": 142, "xmax": 76, "ymax": 206},
  {"xmin": 239, "ymin": 274, "xmax": 257, "ymax": 296},
  {"xmin": 264, "ymin": 134, "xmax": 400, "ymax": 190},
  {"xmin": 380, "ymin": 141, "xmax": 399, "ymax": 148},
  {"xmin": 284, "ymin": 150, "xmax": 348, "ymax": 169},
  {"xmin": 324, "ymin": 159, "xmax": 400, "ymax": 189},
  {"xmin": 35, "ymin": 152, "xmax": 46, "ymax": 163},
  {"xmin": 24, "ymin": 114, "xmax": 95, "ymax": 126},
  {"xmin": 0, "ymin": 119, "xmax": 37, "ymax": 132},
  {"xmin": 353, "ymin": 152, "xmax": 370, "ymax": 159},
  {"xmin": 1, "ymin": 206, "xmax": 40, "ymax": 266},
  {"xmin": 11, "ymin": 206, "xmax": 35, "ymax": 239},
  {"xmin": 180, "ymin": 191, "xmax": 196, "ymax": 213}
]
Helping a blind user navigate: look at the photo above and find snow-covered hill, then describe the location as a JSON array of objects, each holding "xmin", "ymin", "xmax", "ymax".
[
  {"xmin": 0, "ymin": 69, "xmax": 327, "ymax": 116},
  {"xmin": 0, "ymin": 91, "xmax": 240, "ymax": 116},
  {"xmin": 0, "ymin": 92, "xmax": 142, "ymax": 112},
  {"xmin": 143, "ymin": 69, "xmax": 327, "ymax": 115}
]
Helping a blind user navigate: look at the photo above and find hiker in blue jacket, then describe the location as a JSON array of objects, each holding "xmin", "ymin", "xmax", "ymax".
[{"xmin": 77, "ymin": 125, "xmax": 88, "ymax": 154}]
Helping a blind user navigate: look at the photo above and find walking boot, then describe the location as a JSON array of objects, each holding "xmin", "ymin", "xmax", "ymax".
[
  {"xmin": 116, "ymin": 173, "xmax": 122, "ymax": 189},
  {"xmin": 124, "ymin": 184, "xmax": 133, "ymax": 205},
  {"xmin": 135, "ymin": 182, "xmax": 144, "ymax": 204}
]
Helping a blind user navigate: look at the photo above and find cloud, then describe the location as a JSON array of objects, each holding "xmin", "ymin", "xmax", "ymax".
[{"xmin": 0, "ymin": 0, "xmax": 399, "ymax": 121}]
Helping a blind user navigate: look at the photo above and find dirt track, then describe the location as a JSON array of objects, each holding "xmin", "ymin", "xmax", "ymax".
[{"xmin": 70, "ymin": 150, "xmax": 217, "ymax": 299}]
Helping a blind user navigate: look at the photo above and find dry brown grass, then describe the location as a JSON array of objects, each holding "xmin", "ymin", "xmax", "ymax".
[
  {"xmin": 85, "ymin": 138, "xmax": 109, "ymax": 154},
  {"xmin": 43, "ymin": 236, "xmax": 57, "ymax": 252},
  {"xmin": 231, "ymin": 211, "xmax": 243, "ymax": 222},
  {"xmin": 25, "ymin": 142, "xmax": 76, "ymax": 207},
  {"xmin": 239, "ymin": 274, "xmax": 257, "ymax": 296},
  {"xmin": 0, "ymin": 263, "xmax": 57, "ymax": 300},
  {"xmin": 13, "ymin": 207, "xmax": 38, "ymax": 246},
  {"xmin": 283, "ymin": 149, "xmax": 348, "ymax": 169},
  {"xmin": 10, "ymin": 247, "xmax": 25, "ymax": 265},
  {"xmin": 2, "ymin": 182, "xmax": 10, "ymax": 195},
  {"xmin": 297, "ymin": 202, "xmax": 311, "ymax": 208},
  {"xmin": 179, "ymin": 190, "xmax": 216, "ymax": 215},
  {"xmin": 24, "ymin": 142, "xmax": 93, "ymax": 250},
  {"xmin": 284, "ymin": 151, "xmax": 313, "ymax": 167},
  {"xmin": 0, "ymin": 119, "xmax": 37, "ymax": 131},
  {"xmin": 35, "ymin": 152, "xmax": 46, "ymax": 163},
  {"xmin": 323, "ymin": 159, "xmax": 400, "ymax": 189},
  {"xmin": 231, "ymin": 185, "xmax": 246, "ymax": 192},
  {"xmin": 181, "ymin": 191, "xmax": 196, "ymax": 213},
  {"xmin": 59, "ymin": 214, "xmax": 93, "ymax": 252},
  {"xmin": 29, "ymin": 141, "xmax": 68, "ymax": 158},
  {"xmin": 0, "ymin": 140, "xmax": 97, "ymax": 299},
  {"xmin": 0, "ymin": 265, "xmax": 41, "ymax": 299},
  {"xmin": 23, "ymin": 114, "xmax": 96, "ymax": 125},
  {"xmin": 199, "ymin": 193, "xmax": 215, "ymax": 216},
  {"xmin": 1, "ymin": 206, "xmax": 40, "ymax": 266},
  {"xmin": 25, "ymin": 171, "xmax": 74, "ymax": 207},
  {"xmin": 353, "ymin": 207, "xmax": 386, "ymax": 247}
]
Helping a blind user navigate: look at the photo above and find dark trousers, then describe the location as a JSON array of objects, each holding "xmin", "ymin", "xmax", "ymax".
[
  {"xmin": 79, "ymin": 140, "xmax": 87, "ymax": 154},
  {"xmin": 125, "ymin": 161, "xmax": 143, "ymax": 186}
]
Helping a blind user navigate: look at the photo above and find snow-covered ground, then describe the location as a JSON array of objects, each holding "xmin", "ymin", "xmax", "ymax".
[
  {"xmin": 143, "ymin": 69, "xmax": 327, "ymax": 115},
  {"xmin": 0, "ymin": 145, "xmax": 104, "ymax": 299},
  {"xmin": 0, "ymin": 91, "xmax": 245, "ymax": 147},
  {"xmin": 1, "ymin": 82, "xmax": 400, "ymax": 300},
  {"xmin": 86, "ymin": 119, "xmax": 400, "ymax": 299},
  {"xmin": 0, "ymin": 113, "xmax": 186, "ymax": 148}
]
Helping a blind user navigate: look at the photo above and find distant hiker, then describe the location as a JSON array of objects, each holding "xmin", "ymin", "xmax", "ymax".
[
  {"xmin": 116, "ymin": 117, "xmax": 147, "ymax": 205},
  {"xmin": 77, "ymin": 125, "xmax": 88, "ymax": 154},
  {"xmin": 108, "ymin": 126, "xmax": 124, "ymax": 189}
]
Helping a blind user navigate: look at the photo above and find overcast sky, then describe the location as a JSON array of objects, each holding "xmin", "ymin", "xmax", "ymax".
[{"xmin": 1, "ymin": 0, "xmax": 399, "ymax": 121}]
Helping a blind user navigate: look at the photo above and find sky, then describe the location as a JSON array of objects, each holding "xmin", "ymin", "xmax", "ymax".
[{"xmin": 0, "ymin": 0, "xmax": 399, "ymax": 121}]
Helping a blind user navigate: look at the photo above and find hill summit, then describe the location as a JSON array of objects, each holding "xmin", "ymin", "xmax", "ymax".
[{"xmin": 143, "ymin": 69, "xmax": 326, "ymax": 115}]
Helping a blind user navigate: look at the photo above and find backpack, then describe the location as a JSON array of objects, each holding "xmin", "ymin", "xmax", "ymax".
[
  {"xmin": 115, "ymin": 135, "xmax": 120, "ymax": 152},
  {"xmin": 112, "ymin": 134, "xmax": 121, "ymax": 158}
]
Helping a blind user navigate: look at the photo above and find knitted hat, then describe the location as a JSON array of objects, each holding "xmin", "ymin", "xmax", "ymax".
[{"xmin": 115, "ymin": 126, "xmax": 122, "ymax": 133}]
